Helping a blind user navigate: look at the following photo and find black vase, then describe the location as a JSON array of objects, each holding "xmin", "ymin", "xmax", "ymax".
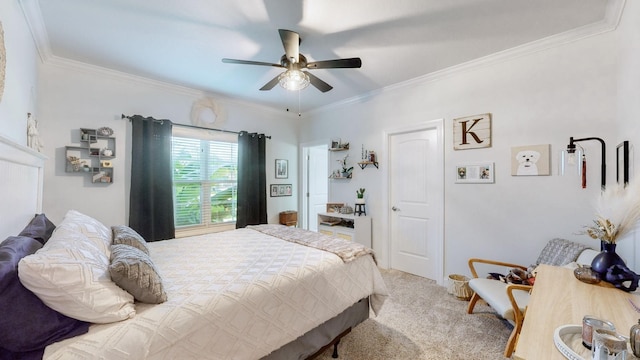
[{"xmin": 591, "ymin": 242, "xmax": 626, "ymax": 277}]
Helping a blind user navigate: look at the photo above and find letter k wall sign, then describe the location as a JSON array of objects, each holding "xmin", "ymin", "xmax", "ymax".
[{"xmin": 453, "ymin": 113, "xmax": 492, "ymax": 150}]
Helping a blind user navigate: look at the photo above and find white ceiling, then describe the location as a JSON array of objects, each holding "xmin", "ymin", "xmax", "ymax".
[{"xmin": 24, "ymin": 0, "xmax": 614, "ymax": 113}]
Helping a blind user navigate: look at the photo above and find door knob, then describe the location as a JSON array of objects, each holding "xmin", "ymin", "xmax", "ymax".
[{"xmin": 392, "ymin": 206, "xmax": 400, "ymax": 211}]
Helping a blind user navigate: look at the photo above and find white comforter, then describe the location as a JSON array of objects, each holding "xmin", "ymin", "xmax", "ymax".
[{"xmin": 44, "ymin": 228, "xmax": 388, "ymax": 359}]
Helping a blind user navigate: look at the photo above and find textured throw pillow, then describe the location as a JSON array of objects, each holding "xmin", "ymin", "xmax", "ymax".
[
  {"xmin": 112, "ymin": 225, "xmax": 150, "ymax": 255},
  {"xmin": 18, "ymin": 226, "xmax": 136, "ymax": 323},
  {"xmin": 56, "ymin": 210, "xmax": 113, "ymax": 256},
  {"xmin": 109, "ymin": 244, "xmax": 167, "ymax": 304},
  {"xmin": 535, "ymin": 238, "xmax": 589, "ymax": 267},
  {"xmin": 0, "ymin": 236, "xmax": 89, "ymax": 355},
  {"xmin": 18, "ymin": 213, "xmax": 56, "ymax": 245}
]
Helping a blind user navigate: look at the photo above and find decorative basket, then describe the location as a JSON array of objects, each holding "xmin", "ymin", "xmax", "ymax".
[{"xmin": 448, "ymin": 274, "xmax": 472, "ymax": 300}]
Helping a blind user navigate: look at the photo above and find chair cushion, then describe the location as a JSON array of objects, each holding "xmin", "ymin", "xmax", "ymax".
[{"xmin": 469, "ymin": 278, "xmax": 529, "ymax": 321}]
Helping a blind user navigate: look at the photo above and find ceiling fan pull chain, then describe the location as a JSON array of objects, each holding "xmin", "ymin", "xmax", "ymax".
[{"xmin": 298, "ymin": 89, "xmax": 302, "ymax": 117}]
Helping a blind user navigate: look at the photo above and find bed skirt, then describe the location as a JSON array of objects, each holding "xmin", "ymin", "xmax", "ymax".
[{"xmin": 262, "ymin": 298, "xmax": 370, "ymax": 360}]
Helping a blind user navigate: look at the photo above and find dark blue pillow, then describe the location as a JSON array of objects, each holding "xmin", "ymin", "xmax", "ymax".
[
  {"xmin": 0, "ymin": 236, "xmax": 89, "ymax": 356},
  {"xmin": 18, "ymin": 213, "xmax": 56, "ymax": 245}
]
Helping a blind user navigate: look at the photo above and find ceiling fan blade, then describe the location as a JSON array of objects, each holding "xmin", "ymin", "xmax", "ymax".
[
  {"xmin": 278, "ymin": 29, "xmax": 300, "ymax": 64},
  {"xmin": 307, "ymin": 58, "xmax": 362, "ymax": 69},
  {"xmin": 259, "ymin": 75, "xmax": 280, "ymax": 91},
  {"xmin": 222, "ymin": 58, "xmax": 283, "ymax": 68},
  {"xmin": 305, "ymin": 72, "xmax": 333, "ymax": 93}
]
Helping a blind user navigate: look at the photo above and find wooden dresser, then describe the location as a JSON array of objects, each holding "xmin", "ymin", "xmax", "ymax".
[{"xmin": 514, "ymin": 264, "xmax": 639, "ymax": 359}]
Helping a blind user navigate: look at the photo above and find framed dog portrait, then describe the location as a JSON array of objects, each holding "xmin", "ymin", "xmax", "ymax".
[
  {"xmin": 511, "ymin": 144, "xmax": 551, "ymax": 176},
  {"xmin": 455, "ymin": 163, "xmax": 494, "ymax": 184}
]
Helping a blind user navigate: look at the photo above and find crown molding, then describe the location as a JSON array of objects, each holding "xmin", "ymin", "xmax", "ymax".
[
  {"xmin": 309, "ymin": 0, "xmax": 626, "ymax": 116},
  {"xmin": 19, "ymin": 0, "xmax": 52, "ymax": 63},
  {"xmin": 21, "ymin": 0, "xmax": 625, "ymax": 118}
]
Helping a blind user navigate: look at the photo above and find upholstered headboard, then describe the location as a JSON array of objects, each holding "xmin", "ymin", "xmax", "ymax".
[{"xmin": 0, "ymin": 134, "xmax": 46, "ymax": 239}]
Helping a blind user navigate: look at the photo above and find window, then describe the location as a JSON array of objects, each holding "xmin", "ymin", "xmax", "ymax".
[{"xmin": 171, "ymin": 128, "xmax": 237, "ymax": 230}]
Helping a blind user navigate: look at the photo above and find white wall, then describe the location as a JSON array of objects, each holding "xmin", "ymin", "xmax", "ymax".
[
  {"xmin": 614, "ymin": 1, "xmax": 640, "ymax": 269},
  {"xmin": 0, "ymin": 0, "xmax": 40, "ymax": 144},
  {"xmin": 300, "ymin": 19, "xmax": 628, "ymax": 278},
  {"xmin": 6, "ymin": 0, "xmax": 639, "ymax": 281},
  {"xmin": 37, "ymin": 61, "xmax": 299, "ymax": 227}
]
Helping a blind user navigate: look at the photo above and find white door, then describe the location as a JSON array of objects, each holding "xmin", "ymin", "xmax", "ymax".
[
  {"xmin": 389, "ymin": 122, "xmax": 443, "ymax": 280},
  {"xmin": 303, "ymin": 144, "xmax": 328, "ymax": 231}
]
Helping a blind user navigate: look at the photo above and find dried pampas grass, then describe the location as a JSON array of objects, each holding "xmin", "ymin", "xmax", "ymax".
[{"xmin": 585, "ymin": 179, "xmax": 640, "ymax": 243}]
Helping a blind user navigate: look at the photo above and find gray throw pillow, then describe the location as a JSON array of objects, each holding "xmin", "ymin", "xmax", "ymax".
[
  {"xmin": 109, "ymin": 244, "xmax": 167, "ymax": 304},
  {"xmin": 112, "ymin": 225, "xmax": 149, "ymax": 255}
]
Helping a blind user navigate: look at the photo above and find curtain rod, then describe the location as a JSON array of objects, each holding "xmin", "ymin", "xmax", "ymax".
[{"xmin": 121, "ymin": 114, "xmax": 271, "ymax": 139}]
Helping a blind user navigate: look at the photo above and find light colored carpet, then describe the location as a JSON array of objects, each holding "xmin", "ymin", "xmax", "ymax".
[{"xmin": 316, "ymin": 269, "xmax": 512, "ymax": 360}]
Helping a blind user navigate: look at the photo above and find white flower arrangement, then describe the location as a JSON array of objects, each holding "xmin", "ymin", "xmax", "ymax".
[{"xmin": 584, "ymin": 179, "xmax": 640, "ymax": 244}]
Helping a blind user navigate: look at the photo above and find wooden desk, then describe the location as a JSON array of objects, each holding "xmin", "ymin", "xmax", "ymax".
[{"xmin": 514, "ymin": 264, "xmax": 639, "ymax": 359}]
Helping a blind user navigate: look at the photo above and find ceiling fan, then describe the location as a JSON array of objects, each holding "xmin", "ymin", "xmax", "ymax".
[{"xmin": 222, "ymin": 29, "xmax": 362, "ymax": 93}]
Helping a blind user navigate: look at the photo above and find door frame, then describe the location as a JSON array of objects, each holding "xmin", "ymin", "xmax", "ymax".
[
  {"xmin": 382, "ymin": 119, "xmax": 444, "ymax": 284},
  {"xmin": 299, "ymin": 140, "xmax": 329, "ymax": 230}
]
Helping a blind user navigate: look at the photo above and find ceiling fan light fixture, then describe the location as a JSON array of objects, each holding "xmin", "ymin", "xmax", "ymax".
[{"xmin": 278, "ymin": 69, "xmax": 309, "ymax": 91}]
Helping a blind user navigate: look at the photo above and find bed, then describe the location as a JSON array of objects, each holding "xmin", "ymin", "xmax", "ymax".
[{"xmin": 0, "ymin": 135, "xmax": 388, "ymax": 359}]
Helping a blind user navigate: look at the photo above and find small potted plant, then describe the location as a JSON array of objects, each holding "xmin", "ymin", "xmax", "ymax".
[
  {"xmin": 338, "ymin": 154, "xmax": 353, "ymax": 178},
  {"xmin": 356, "ymin": 188, "xmax": 365, "ymax": 204}
]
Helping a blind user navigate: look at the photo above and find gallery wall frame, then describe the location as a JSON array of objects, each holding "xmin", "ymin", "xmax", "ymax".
[
  {"xmin": 453, "ymin": 113, "xmax": 492, "ymax": 150},
  {"xmin": 511, "ymin": 144, "xmax": 551, "ymax": 176},
  {"xmin": 275, "ymin": 159, "xmax": 288, "ymax": 179},
  {"xmin": 270, "ymin": 184, "xmax": 292, "ymax": 197},
  {"xmin": 455, "ymin": 162, "xmax": 494, "ymax": 184},
  {"xmin": 617, "ymin": 140, "xmax": 630, "ymax": 185}
]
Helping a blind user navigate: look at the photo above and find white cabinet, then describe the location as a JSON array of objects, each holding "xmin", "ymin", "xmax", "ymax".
[{"xmin": 317, "ymin": 212, "xmax": 371, "ymax": 248}]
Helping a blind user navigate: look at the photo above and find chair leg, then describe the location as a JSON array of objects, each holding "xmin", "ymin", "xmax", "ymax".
[
  {"xmin": 504, "ymin": 317, "xmax": 523, "ymax": 358},
  {"xmin": 467, "ymin": 292, "xmax": 480, "ymax": 314},
  {"xmin": 504, "ymin": 325, "xmax": 518, "ymax": 357}
]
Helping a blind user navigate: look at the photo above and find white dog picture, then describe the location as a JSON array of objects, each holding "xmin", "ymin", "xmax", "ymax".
[{"xmin": 511, "ymin": 144, "xmax": 550, "ymax": 176}]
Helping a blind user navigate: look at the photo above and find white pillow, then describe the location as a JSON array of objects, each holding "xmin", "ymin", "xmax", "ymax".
[
  {"xmin": 18, "ymin": 221, "xmax": 135, "ymax": 323},
  {"xmin": 56, "ymin": 210, "xmax": 113, "ymax": 256}
]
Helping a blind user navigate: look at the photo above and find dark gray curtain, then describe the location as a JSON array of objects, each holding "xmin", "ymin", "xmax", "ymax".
[
  {"xmin": 129, "ymin": 115, "xmax": 175, "ymax": 241},
  {"xmin": 236, "ymin": 131, "xmax": 267, "ymax": 228}
]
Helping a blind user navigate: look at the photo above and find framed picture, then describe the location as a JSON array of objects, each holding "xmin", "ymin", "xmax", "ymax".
[
  {"xmin": 270, "ymin": 184, "xmax": 292, "ymax": 197},
  {"xmin": 275, "ymin": 159, "xmax": 288, "ymax": 179},
  {"xmin": 453, "ymin": 113, "xmax": 492, "ymax": 150},
  {"xmin": 617, "ymin": 141, "xmax": 630, "ymax": 185},
  {"xmin": 511, "ymin": 144, "xmax": 551, "ymax": 176},
  {"xmin": 455, "ymin": 163, "xmax": 494, "ymax": 184}
]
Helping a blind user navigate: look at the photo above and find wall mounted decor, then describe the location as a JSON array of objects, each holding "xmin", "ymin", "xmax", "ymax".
[
  {"xmin": 275, "ymin": 159, "xmax": 288, "ymax": 179},
  {"xmin": 270, "ymin": 184, "xmax": 292, "ymax": 197},
  {"xmin": 453, "ymin": 113, "xmax": 491, "ymax": 150},
  {"xmin": 191, "ymin": 97, "xmax": 222, "ymax": 128},
  {"xmin": 511, "ymin": 144, "xmax": 551, "ymax": 176},
  {"xmin": 455, "ymin": 163, "xmax": 494, "ymax": 184},
  {"xmin": 617, "ymin": 141, "xmax": 630, "ymax": 185},
  {"xmin": 65, "ymin": 128, "xmax": 116, "ymax": 184}
]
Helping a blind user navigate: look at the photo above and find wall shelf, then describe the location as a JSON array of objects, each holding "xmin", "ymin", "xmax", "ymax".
[
  {"xmin": 357, "ymin": 161, "xmax": 379, "ymax": 169},
  {"xmin": 330, "ymin": 139, "xmax": 353, "ymax": 179},
  {"xmin": 65, "ymin": 128, "xmax": 115, "ymax": 184}
]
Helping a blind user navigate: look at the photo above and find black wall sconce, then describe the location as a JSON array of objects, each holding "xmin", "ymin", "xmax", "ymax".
[{"xmin": 562, "ymin": 136, "xmax": 606, "ymax": 189}]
